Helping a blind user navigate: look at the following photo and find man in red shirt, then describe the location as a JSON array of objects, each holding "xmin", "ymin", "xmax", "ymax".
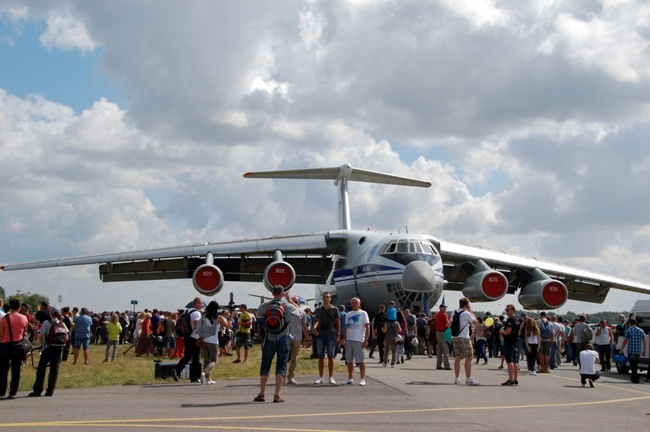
[{"xmin": 435, "ymin": 304, "xmax": 451, "ymax": 370}]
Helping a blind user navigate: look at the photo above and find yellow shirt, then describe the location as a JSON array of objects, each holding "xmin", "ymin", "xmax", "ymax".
[
  {"xmin": 238, "ymin": 311, "xmax": 252, "ymax": 334},
  {"xmin": 108, "ymin": 322, "xmax": 122, "ymax": 341}
]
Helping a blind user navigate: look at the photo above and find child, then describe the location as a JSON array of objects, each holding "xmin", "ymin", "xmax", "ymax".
[{"xmin": 104, "ymin": 313, "xmax": 122, "ymax": 362}]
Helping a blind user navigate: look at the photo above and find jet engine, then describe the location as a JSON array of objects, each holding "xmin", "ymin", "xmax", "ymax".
[
  {"xmin": 462, "ymin": 270, "xmax": 509, "ymax": 302},
  {"xmin": 518, "ymin": 269, "xmax": 568, "ymax": 309},
  {"xmin": 263, "ymin": 259, "xmax": 296, "ymax": 292},
  {"xmin": 192, "ymin": 253, "xmax": 224, "ymax": 296}
]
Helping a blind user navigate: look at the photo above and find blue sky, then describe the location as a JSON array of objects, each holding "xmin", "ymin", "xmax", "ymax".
[{"xmin": 0, "ymin": 19, "xmax": 122, "ymax": 112}]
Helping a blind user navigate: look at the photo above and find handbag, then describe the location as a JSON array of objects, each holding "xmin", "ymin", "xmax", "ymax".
[
  {"xmin": 390, "ymin": 322, "xmax": 404, "ymax": 345},
  {"xmin": 4, "ymin": 315, "xmax": 32, "ymax": 360}
]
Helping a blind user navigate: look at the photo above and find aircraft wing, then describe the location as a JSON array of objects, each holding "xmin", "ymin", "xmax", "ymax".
[
  {"xmin": 437, "ymin": 240, "xmax": 650, "ymax": 304},
  {"xmin": 1, "ymin": 232, "xmax": 349, "ymax": 285}
]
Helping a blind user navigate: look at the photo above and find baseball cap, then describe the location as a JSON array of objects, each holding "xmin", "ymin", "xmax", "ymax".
[{"xmin": 49, "ymin": 306, "xmax": 61, "ymax": 316}]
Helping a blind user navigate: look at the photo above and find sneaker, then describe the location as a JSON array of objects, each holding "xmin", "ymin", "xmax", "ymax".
[
  {"xmin": 382, "ymin": 363, "xmax": 387, "ymax": 368},
  {"xmin": 359, "ymin": 379, "xmax": 366, "ymax": 386},
  {"xmin": 206, "ymin": 380, "xmax": 216, "ymax": 385},
  {"xmin": 200, "ymin": 372, "xmax": 205, "ymax": 384},
  {"xmin": 588, "ymin": 379, "xmax": 594, "ymax": 388},
  {"xmin": 28, "ymin": 392, "xmax": 41, "ymax": 397},
  {"xmin": 482, "ymin": 361, "xmax": 488, "ymax": 365},
  {"xmin": 465, "ymin": 377, "xmax": 479, "ymax": 385},
  {"xmin": 501, "ymin": 380, "xmax": 514, "ymax": 386},
  {"xmin": 342, "ymin": 379, "xmax": 354, "ymax": 385},
  {"xmin": 314, "ymin": 377, "xmax": 324, "ymax": 384},
  {"xmin": 581, "ymin": 383, "xmax": 586, "ymax": 387},
  {"xmin": 288, "ymin": 378, "xmax": 298, "ymax": 385},
  {"xmin": 530, "ymin": 370, "xmax": 537, "ymax": 376},
  {"xmin": 454, "ymin": 377, "xmax": 462, "ymax": 385},
  {"xmin": 513, "ymin": 380, "xmax": 518, "ymax": 386},
  {"xmin": 391, "ymin": 364, "xmax": 395, "ymax": 368},
  {"xmin": 328, "ymin": 376, "xmax": 336, "ymax": 385},
  {"xmin": 171, "ymin": 369, "xmax": 179, "ymax": 382}
]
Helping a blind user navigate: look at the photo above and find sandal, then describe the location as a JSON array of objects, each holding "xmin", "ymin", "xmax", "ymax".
[
  {"xmin": 273, "ymin": 395, "xmax": 284, "ymax": 403},
  {"xmin": 253, "ymin": 394, "xmax": 265, "ymax": 402}
]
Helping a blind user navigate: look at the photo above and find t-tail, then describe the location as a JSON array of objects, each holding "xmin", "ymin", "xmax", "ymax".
[{"xmin": 243, "ymin": 163, "xmax": 431, "ymax": 230}]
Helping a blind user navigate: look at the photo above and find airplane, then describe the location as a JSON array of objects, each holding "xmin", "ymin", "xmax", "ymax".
[{"xmin": 2, "ymin": 163, "xmax": 650, "ymax": 316}]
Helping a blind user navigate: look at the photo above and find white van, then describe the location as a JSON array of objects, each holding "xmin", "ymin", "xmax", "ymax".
[{"xmin": 615, "ymin": 299, "xmax": 650, "ymax": 374}]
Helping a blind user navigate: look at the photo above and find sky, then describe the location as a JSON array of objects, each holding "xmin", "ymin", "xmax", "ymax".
[{"xmin": 1, "ymin": 0, "xmax": 650, "ymax": 315}]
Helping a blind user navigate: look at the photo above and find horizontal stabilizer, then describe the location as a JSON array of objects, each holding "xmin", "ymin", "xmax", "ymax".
[{"xmin": 244, "ymin": 163, "xmax": 431, "ymax": 188}]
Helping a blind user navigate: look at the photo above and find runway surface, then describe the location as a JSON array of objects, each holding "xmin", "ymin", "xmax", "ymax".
[{"xmin": 1, "ymin": 354, "xmax": 648, "ymax": 431}]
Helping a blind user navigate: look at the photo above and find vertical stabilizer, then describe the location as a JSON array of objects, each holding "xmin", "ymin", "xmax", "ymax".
[{"xmin": 244, "ymin": 164, "xmax": 431, "ymax": 230}]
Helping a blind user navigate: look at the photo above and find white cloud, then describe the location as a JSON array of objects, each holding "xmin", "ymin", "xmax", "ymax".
[
  {"xmin": 39, "ymin": 11, "xmax": 96, "ymax": 52},
  {"xmin": 1, "ymin": 1, "xmax": 650, "ymax": 314}
]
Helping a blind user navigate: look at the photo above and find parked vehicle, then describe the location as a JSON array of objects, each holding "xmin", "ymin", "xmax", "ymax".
[{"xmin": 615, "ymin": 299, "xmax": 650, "ymax": 374}]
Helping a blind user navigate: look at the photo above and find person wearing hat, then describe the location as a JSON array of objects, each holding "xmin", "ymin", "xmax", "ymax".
[
  {"xmin": 435, "ymin": 304, "xmax": 451, "ymax": 370},
  {"xmin": 29, "ymin": 306, "xmax": 69, "ymax": 397},
  {"xmin": 254, "ymin": 285, "xmax": 299, "ymax": 403}
]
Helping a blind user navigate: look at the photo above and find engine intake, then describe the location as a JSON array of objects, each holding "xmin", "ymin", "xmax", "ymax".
[
  {"xmin": 462, "ymin": 269, "xmax": 508, "ymax": 302},
  {"xmin": 192, "ymin": 263, "xmax": 224, "ymax": 296},
  {"xmin": 263, "ymin": 260, "xmax": 296, "ymax": 292},
  {"xmin": 518, "ymin": 278, "xmax": 568, "ymax": 309}
]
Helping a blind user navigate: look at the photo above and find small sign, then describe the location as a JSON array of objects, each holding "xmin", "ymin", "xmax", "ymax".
[{"xmin": 130, "ymin": 300, "xmax": 138, "ymax": 305}]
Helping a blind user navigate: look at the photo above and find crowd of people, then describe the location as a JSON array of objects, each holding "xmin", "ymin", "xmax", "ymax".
[{"xmin": 1, "ymin": 293, "xmax": 648, "ymax": 401}]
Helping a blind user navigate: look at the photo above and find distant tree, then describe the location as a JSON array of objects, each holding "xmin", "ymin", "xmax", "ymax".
[
  {"xmin": 0, "ymin": 286, "xmax": 6, "ymax": 299},
  {"xmin": 7, "ymin": 292, "xmax": 49, "ymax": 313}
]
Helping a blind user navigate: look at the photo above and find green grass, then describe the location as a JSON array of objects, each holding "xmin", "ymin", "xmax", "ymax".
[{"xmin": 16, "ymin": 343, "xmax": 347, "ymax": 392}]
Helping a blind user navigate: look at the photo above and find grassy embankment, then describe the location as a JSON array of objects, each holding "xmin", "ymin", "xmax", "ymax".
[{"xmin": 15, "ymin": 343, "xmax": 347, "ymax": 392}]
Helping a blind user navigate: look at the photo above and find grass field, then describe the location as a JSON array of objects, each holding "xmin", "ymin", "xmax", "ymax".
[{"xmin": 14, "ymin": 342, "xmax": 348, "ymax": 392}]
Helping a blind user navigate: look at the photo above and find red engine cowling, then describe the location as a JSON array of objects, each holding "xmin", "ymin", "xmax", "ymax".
[
  {"xmin": 192, "ymin": 264, "xmax": 224, "ymax": 296},
  {"xmin": 263, "ymin": 261, "xmax": 296, "ymax": 292},
  {"xmin": 462, "ymin": 270, "xmax": 508, "ymax": 302},
  {"xmin": 518, "ymin": 279, "xmax": 568, "ymax": 310}
]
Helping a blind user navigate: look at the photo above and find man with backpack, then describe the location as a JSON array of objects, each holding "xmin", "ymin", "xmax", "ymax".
[
  {"xmin": 29, "ymin": 307, "xmax": 69, "ymax": 397},
  {"xmin": 253, "ymin": 285, "xmax": 299, "ymax": 403},
  {"xmin": 536, "ymin": 312, "xmax": 552, "ymax": 373},
  {"xmin": 450, "ymin": 297, "xmax": 479, "ymax": 385},
  {"xmin": 171, "ymin": 298, "xmax": 203, "ymax": 383}
]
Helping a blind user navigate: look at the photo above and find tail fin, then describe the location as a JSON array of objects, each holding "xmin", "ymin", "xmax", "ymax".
[{"xmin": 244, "ymin": 163, "xmax": 431, "ymax": 230}]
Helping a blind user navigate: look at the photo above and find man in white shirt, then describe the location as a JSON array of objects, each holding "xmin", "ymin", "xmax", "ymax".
[
  {"xmin": 550, "ymin": 315, "xmax": 565, "ymax": 369},
  {"xmin": 579, "ymin": 343, "xmax": 600, "ymax": 387},
  {"xmin": 451, "ymin": 297, "xmax": 478, "ymax": 386},
  {"xmin": 339, "ymin": 297, "xmax": 370, "ymax": 386}
]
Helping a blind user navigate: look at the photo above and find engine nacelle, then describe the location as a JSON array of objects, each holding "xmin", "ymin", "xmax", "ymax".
[
  {"xmin": 263, "ymin": 260, "xmax": 296, "ymax": 292},
  {"xmin": 518, "ymin": 279, "xmax": 568, "ymax": 310},
  {"xmin": 462, "ymin": 270, "xmax": 508, "ymax": 302},
  {"xmin": 192, "ymin": 264, "xmax": 224, "ymax": 296}
]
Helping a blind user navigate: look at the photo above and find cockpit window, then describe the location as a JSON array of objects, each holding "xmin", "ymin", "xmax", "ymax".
[{"xmin": 380, "ymin": 240, "xmax": 436, "ymax": 256}]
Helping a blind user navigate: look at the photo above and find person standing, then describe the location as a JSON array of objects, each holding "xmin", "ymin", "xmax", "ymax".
[
  {"xmin": 286, "ymin": 296, "xmax": 309, "ymax": 385},
  {"xmin": 103, "ymin": 313, "xmax": 122, "ymax": 362},
  {"xmin": 254, "ymin": 285, "xmax": 299, "ymax": 403},
  {"xmin": 594, "ymin": 319, "xmax": 613, "ymax": 372},
  {"xmin": 578, "ymin": 343, "xmax": 600, "ymax": 387},
  {"xmin": 500, "ymin": 304, "xmax": 519, "ymax": 386},
  {"xmin": 172, "ymin": 298, "xmax": 203, "ymax": 383},
  {"xmin": 233, "ymin": 304, "xmax": 253, "ymax": 364},
  {"xmin": 536, "ymin": 312, "xmax": 552, "ymax": 373},
  {"xmin": 373, "ymin": 305, "xmax": 387, "ymax": 364},
  {"xmin": 451, "ymin": 298, "xmax": 478, "ymax": 385},
  {"xmin": 312, "ymin": 292, "xmax": 340, "ymax": 385},
  {"xmin": 339, "ymin": 297, "xmax": 370, "ymax": 386},
  {"xmin": 619, "ymin": 318, "xmax": 647, "ymax": 384},
  {"xmin": 524, "ymin": 318, "xmax": 540, "ymax": 375},
  {"xmin": 435, "ymin": 304, "xmax": 451, "ymax": 370},
  {"xmin": 571, "ymin": 315, "xmax": 589, "ymax": 366},
  {"xmin": 29, "ymin": 307, "xmax": 69, "ymax": 397},
  {"xmin": 0, "ymin": 298, "xmax": 29, "ymax": 399},
  {"xmin": 72, "ymin": 307, "xmax": 93, "ymax": 365}
]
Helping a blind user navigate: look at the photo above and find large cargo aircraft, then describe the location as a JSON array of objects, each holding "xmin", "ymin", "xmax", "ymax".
[{"xmin": 2, "ymin": 164, "xmax": 650, "ymax": 314}]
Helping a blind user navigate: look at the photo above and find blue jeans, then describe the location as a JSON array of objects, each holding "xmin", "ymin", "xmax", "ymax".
[
  {"xmin": 628, "ymin": 353, "xmax": 641, "ymax": 383},
  {"xmin": 550, "ymin": 341, "xmax": 558, "ymax": 368},
  {"xmin": 260, "ymin": 335, "xmax": 290, "ymax": 377},
  {"xmin": 316, "ymin": 336, "xmax": 337, "ymax": 358}
]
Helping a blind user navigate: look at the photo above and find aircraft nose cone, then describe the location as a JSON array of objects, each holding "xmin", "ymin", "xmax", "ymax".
[{"xmin": 402, "ymin": 261, "xmax": 437, "ymax": 293}]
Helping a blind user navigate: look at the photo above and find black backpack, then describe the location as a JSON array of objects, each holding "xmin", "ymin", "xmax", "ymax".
[
  {"xmin": 264, "ymin": 300, "xmax": 287, "ymax": 334},
  {"xmin": 48, "ymin": 321, "xmax": 68, "ymax": 347},
  {"xmin": 451, "ymin": 310, "xmax": 467, "ymax": 337},
  {"xmin": 175, "ymin": 309, "xmax": 195, "ymax": 337}
]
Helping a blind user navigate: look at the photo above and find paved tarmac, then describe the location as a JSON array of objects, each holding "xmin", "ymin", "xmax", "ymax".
[{"xmin": 1, "ymin": 355, "xmax": 649, "ymax": 431}]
